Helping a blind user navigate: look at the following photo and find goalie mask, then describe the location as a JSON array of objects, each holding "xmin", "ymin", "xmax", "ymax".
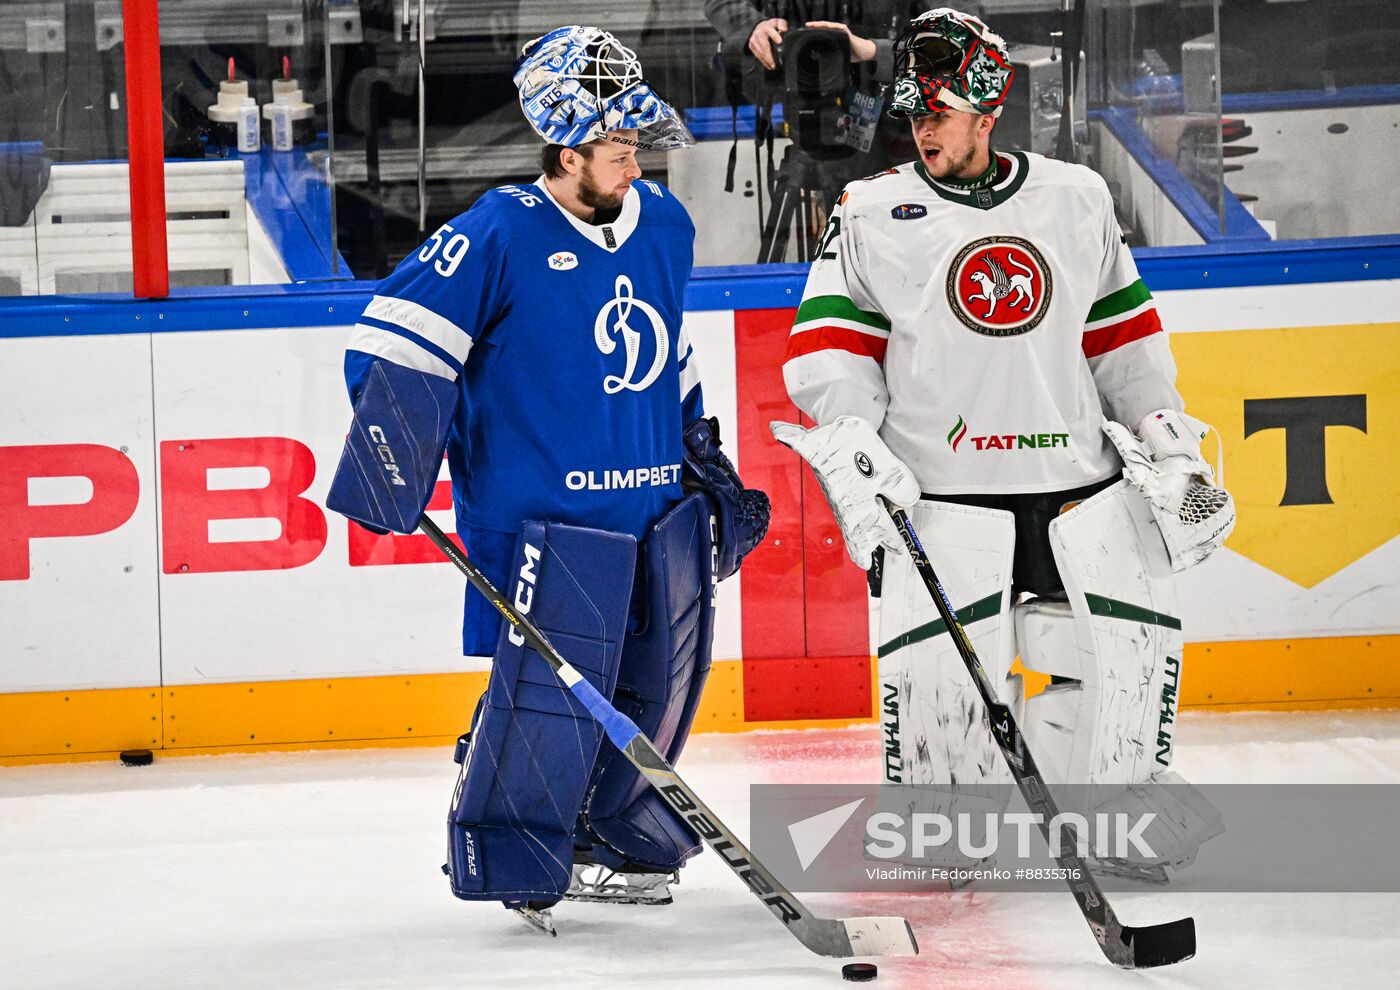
[
  {"xmin": 888, "ymin": 8, "xmax": 1015, "ymax": 119},
  {"xmin": 514, "ymin": 26, "xmax": 696, "ymax": 151}
]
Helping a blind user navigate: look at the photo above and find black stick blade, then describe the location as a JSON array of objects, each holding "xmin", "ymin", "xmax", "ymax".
[{"xmin": 1120, "ymin": 916, "xmax": 1196, "ymax": 969}]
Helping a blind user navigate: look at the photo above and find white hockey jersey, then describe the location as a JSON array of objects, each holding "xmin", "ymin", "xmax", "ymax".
[{"xmin": 783, "ymin": 151, "xmax": 1182, "ymax": 495}]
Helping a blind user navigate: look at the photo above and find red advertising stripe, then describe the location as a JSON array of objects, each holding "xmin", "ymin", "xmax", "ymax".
[
  {"xmin": 783, "ymin": 326, "xmax": 888, "ymax": 364},
  {"xmin": 734, "ymin": 307, "xmax": 873, "ymax": 723},
  {"xmin": 742, "ymin": 655, "xmax": 872, "ymax": 722},
  {"xmin": 734, "ymin": 307, "xmax": 806, "ymax": 666},
  {"xmin": 1082, "ymin": 307, "xmax": 1163, "ymax": 358}
]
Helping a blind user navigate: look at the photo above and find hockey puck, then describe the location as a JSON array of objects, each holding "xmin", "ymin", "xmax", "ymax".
[
  {"xmin": 841, "ymin": 962, "xmax": 877, "ymax": 982},
  {"xmin": 119, "ymin": 749, "xmax": 153, "ymax": 767}
]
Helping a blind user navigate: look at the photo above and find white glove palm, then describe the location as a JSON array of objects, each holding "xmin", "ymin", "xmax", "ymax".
[
  {"xmin": 1103, "ymin": 409, "xmax": 1235, "ymax": 571},
  {"xmin": 770, "ymin": 416, "xmax": 921, "ymax": 569}
]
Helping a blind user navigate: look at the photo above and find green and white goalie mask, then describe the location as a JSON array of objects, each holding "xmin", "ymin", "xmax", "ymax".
[{"xmin": 888, "ymin": 8, "xmax": 1015, "ymax": 119}]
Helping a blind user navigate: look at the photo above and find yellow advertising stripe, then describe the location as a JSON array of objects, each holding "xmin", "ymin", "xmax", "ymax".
[
  {"xmin": 1181, "ymin": 634, "xmax": 1400, "ymax": 709},
  {"xmin": 4, "ymin": 637, "xmax": 1398, "ymax": 765},
  {"xmin": 0, "ymin": 686, "xmax": 163, "ymax": 759}
]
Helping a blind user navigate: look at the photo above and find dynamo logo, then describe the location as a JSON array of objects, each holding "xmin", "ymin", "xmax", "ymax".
[{"xmin": 594, "ymin": 274, "xmax": 668, "ymax": 395}]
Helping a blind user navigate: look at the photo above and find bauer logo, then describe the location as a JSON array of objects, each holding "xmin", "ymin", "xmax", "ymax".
[
  {"xmin": 890, "ymin": 203, "xmax": 928, "ymax": 220},
  {"xmin": 947, "ymin": 236, "xmax": 1052, "ymax": 337},
  {"xmin": 548, "ymin": 251, "xmax": 578, "ymax": 270}
]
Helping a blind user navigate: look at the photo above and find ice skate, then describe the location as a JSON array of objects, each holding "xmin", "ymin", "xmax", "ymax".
[
  {"xmin": 507, "ymin": 900, "xmax": 557, "ymax": 936},
  {"xmin": 563, "ymin": 863, "xmax": 678, "ymax": 905}
]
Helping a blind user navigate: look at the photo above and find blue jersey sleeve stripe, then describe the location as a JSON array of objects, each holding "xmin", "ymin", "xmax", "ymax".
[
  {"xmin": 679, "ymin": 355, "xmax": 702, "ymax": 397},
  {"xmin": 356, "ymin": 316, "xmax": 463, "ymax": 374},
  {"xmin": 364, "ymin": 294, "xmax": 474, "ymax": 363},
  {"xmin": 681, "ymin": 382, "xmax": 705, "ymax": 425},
  {"xmin": 346, "ymin": 323, "xmax": 458, "ymax": 381},
  {"xmin": 357, "ymin": 314, "xmax": 464, "ymax": 372}
]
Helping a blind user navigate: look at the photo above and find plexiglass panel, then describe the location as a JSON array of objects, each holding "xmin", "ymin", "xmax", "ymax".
[{"xmin": 3, "ymin": 0, "xmax": 1397, "ymax": 294}]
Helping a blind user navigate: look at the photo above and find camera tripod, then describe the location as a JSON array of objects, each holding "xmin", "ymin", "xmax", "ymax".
[{"xmin": 756, "ymin": 145, "xmax": 850, "ymax": 264}]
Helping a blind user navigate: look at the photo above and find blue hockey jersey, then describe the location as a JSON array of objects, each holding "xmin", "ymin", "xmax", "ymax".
[{"xmin": 343, "ymin": 177, "xmax": 703, "ymax": 544}]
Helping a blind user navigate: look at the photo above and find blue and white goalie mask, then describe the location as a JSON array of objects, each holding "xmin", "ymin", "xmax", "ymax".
[{"xmin": 514, "ymin": 26, "xmax": 695, "ymax": 151}]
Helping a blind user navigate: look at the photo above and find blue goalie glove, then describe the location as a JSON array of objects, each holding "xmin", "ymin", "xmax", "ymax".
[
  {"xmin": 325, "ymin": 358, "xmax": 457, "ymax": 535},
  {"xmin": 681, "ymin": 417, "xmax": 770, "ymax": 579}
]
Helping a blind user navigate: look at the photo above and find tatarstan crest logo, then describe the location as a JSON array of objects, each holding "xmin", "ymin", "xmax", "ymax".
[{"xmin": 947, "ymin": 236, "xmax": 1052, "ymax": 337}]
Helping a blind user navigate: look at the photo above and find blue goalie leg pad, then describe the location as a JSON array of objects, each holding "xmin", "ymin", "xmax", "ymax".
[
  {"xmin": 446, "ymin": 520, "xmax": 638, "ymax": 904},
  {"xmin": 576, "ymin": 494, "xmax": 718, "ymax": 872}
]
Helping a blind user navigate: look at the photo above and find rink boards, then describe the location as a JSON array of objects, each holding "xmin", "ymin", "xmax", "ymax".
[{"xmin": 2, "ymin": 249, "xmax": 1399, "ymax": 761}]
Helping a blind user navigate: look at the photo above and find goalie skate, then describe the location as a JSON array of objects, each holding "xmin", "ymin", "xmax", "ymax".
[
  {"xmin": 563, "ymin": 864, "xmax": 678, "ymax": 905},
  {"xmin": 508, "ymin": 900, "xmax": 557, "ymax": 936}
]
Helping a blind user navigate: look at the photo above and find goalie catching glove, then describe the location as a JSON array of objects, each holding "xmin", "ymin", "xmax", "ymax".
[
  {"xmin": 682, "ymin": 417, "xmax": 770, "ymax": 580},
  {"xmin": 1103, "ymin": 408, "xmax": 1235, "ymax": 571},
  {"xmin": 770, "ymin": 416, "xmax": 920, "ymax": 570}
]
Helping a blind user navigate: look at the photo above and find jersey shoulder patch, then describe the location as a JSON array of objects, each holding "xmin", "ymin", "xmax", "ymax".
[{"xmin": 490, "ymin": 183, "xmax": 547, "ymax": 209}]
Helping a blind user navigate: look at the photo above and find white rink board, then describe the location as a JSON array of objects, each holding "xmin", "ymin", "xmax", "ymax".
[
  {"xmin": 682, "ymin": 309, "xmax": 743, "ymax": 663},
  {"xmin": 150, "ymin": 325, "xmax": 471, "ymax": 685},
  {"xmin": 2, "ymin": 274, "xmax": 1398, "ymax": 696},
  {"xmin": 0, "ymin": 334, "xmax": 161, "ymax": 692}
]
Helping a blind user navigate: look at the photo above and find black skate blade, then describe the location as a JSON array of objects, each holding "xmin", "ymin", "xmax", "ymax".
[{"xmin": 1118, "ymin": 916, "xmax": 1195, "ymax": 968}]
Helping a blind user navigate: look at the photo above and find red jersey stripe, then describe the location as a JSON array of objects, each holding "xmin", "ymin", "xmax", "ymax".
[
  {"xmin": 1082, "ymin": 306, "xmax": 1163, "ymax": 358},
  {"xmin": 784, "ymin": 326, "xmax": 888, "ymax": 364}
]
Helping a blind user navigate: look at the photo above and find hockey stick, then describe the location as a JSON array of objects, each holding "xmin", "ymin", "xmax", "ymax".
[
  {"xmin": 880, "ymin": 498, "xmax": 1195, "ymax": 969},
  {"xmin": 418, "ymin": 515, "xmax": 918, "ymax": 960}
]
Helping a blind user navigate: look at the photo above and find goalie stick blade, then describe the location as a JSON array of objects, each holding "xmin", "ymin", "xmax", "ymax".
[
  {"xmin": 1110, "ymin": 916, "xmax": 1196, "ymax": 969},
  {"xmin": 790, "ymin": 916, "xmax": 918, "ymax": 959},
  {"xmin": 840, "ymin": 916, "xmax": 920, "ymax": 958}
]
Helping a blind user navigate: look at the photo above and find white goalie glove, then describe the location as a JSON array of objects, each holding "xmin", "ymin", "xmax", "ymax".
[
  {"xmin": 1103, "ymin": 408, "xmax": 1236, "ymax": 571},
  {"xmin": 770, "ymin": 416, "xmax": 920, "ymax": 569}
]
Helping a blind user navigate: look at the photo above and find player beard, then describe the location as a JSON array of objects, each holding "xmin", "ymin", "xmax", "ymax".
[
  {"xmin": 577, "ymin": 167, "xmax": 628, "ymax": 211},
  {"xmin": 930, "ymin": 142, "xmax": 979, "ymax": 180}
]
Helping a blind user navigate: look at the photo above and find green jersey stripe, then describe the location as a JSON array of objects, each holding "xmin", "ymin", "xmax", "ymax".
[
  {"xmin": 1087, "ymin": 279, "xmax": 1152, "ymax": 324},
  {"xmin": 795, "ymin": 294, "xmax": 892, "ymax": 332}
]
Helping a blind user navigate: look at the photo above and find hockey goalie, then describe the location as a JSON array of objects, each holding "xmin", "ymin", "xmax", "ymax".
[{"xmin": 773, "ymin": 7, "xmax": 1235, "ymax": 883}]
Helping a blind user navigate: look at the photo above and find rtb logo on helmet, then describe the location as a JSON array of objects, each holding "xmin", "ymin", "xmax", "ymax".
[{"xmin": 367, "ymin": 426, "xmax": 407, "ymax": 487}]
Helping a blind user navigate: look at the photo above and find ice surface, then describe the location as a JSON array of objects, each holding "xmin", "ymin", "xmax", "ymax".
[{"xmin": 3, "ymin": 710, "xmax": 1398, "ymax": 989}]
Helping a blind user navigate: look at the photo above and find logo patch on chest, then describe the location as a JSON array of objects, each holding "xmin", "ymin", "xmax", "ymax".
[
  {"xmin": 548, "ymin": 252, "xmax": 578, "ymax": 270},
  {"xmin": 946, "ymin": 236, "xmax": 1053, "ymax": 337},
  {"xmin": 890, "ymin": 203, "xmax": 928, "ymax": 220}
]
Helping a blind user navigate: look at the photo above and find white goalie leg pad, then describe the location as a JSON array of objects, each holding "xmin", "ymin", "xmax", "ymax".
[
  {"xmin": 876, "ymin": 500, "xmax": 1016, "ymax": 789},
  {"xmin": 1014, "ymin": 600, "xmax": 1079, "ymax": 783},
  {"xmin": 1044, "ymin": 480, "xmax": 1185, "ymax": 786},
  {"xmin": 1086, "ymin": 771, "xmax": 1224, "ymax": 880}
]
